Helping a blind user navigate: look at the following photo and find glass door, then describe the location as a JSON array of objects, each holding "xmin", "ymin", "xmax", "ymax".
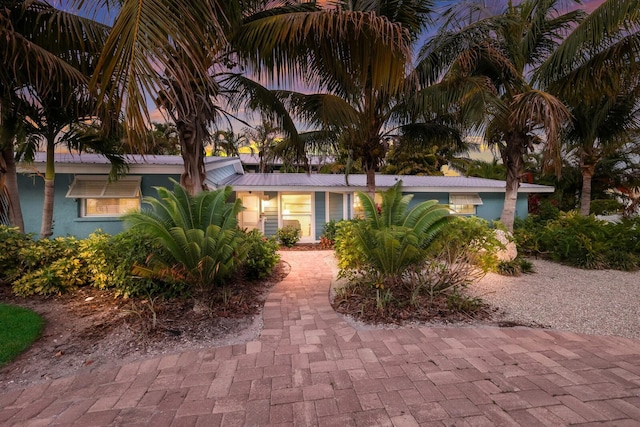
[
  {"xmin": 237, "ymin": 192, "xmax": 263, "ymax": 232},
  {"xmin": 280, "ymin": 193, "xmax": 313, "ymax": 241}
]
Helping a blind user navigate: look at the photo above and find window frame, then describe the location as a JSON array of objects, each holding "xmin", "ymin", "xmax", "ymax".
[
  {"xmin": 449, "ymin": 193, "xmax": 483, "ymax": 215},
  {"xmin": 66, "ymin": 175, "xmax": 142, "ymax": 218}
]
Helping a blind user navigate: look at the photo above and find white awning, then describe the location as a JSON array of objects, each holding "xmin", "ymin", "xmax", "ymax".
[
  {"xmin": 449, "ymin": 193, "xmax": 483, "ymax": 205},
  {"xmin": 66, "ymin": 176, "xmax": 141, "ymax": 198}
]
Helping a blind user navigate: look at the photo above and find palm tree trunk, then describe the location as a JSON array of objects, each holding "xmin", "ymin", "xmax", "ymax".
[
  {"xmin": 365, "ymin": 166, "xmax": 376, "ymax": 197},
  {"xmin": 40, "ymin": 137, "xmax": 56, "ymax": 239},
  {"xmin": 177, "ymin": 119, "xmax": 206, "ymax": 196},
  {"xmin": 579, "ymin": 162, "xmax": 596, "ymax": 216},
  {"xmin": 499, "ymin": 135, "xmax": 525, "ymax": 232},
  {"xmin": 500, "ymin": 175, "xmax": 519, "ymax": 232},
  {"xmin": 0, "ymin": 145, "xmax": 24, "ymax": 232}
]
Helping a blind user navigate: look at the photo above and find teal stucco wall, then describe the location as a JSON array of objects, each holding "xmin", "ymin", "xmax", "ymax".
[
  {"xmin": 18, "ymin": 173, "xmax": 179, "ymax": 238},
  {"xmin": 405, "ymin": 191, "xmax": 529, "ymax": 221}
]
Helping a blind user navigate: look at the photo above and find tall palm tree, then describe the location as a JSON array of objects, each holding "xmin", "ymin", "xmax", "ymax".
[
  {"xmin": 92, "ymin": 1, "xmax": 322, "ymax": 195},
  {"xmin": 421, "ymin": 0, "xmax": 579, "ymax": 230},
  {"xmin": 233, "ymin": 0, "xmax": 434, "ymax": 194},
  {"xmin": 1, "ymin": 0, "xmax": 107, "ymax": 232},
  {"xmin": 537, "ymin": 0, "xmax": 640, "ymax": 215}
]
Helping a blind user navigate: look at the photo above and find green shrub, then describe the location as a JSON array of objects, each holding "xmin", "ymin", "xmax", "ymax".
[
  {"xmin": 496, "ymin": 257, "xmax": 535, "ymax": 276},
  {"xmin": 334, "ymin": 219, "xmax": 366, "ymax": 274},
  {"xmin": 320, "ymin": 220, "xmax": 338, "ymax": 248},
  {"xmin": 124, "ymin": 180, "xmax": 246, "ymax": 293},
  {"xmin": 426, "ymin": 217, "xmax": 504, "ymax": 272},
  {"xmin": 338, "ymin": 181, "xmax": 451, "ymax": 289},
  {"xmin": 590, "ymin": 199, "xmax": 624, "ymax": 215},
  {"xmin": 276, "ymin": 225, "xmax": 301, "ymax": 247},
  {"xmin": 516, "ymin": 212, "xmax": 640, "ymax": 270},
  {"xmin": 0, "ymin": 226, "xmax": 34, "ymax": 285},
  {"xmin": 79, "ymin": 229, "xmax": 174, "ymax": 297},
  {"xmin": 12, "ymin": 237, "xmax": 88, "ymax": 296},
  {"xmin": 242, "ymin": 229, "xmax": 280, "ymax": 280}
]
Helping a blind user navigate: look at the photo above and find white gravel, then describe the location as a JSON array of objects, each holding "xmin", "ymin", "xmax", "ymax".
[{"xmin": 469, "ymin": 258, "xmax": 640, "ymax": 340}]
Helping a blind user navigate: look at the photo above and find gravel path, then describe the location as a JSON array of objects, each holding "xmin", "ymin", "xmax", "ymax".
[{"xmin": 469, "ymin": 258, "xmax": 640, "ymax": 340}]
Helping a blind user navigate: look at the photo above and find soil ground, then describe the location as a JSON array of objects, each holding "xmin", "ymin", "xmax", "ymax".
[{"xmin": 0, "ymin": 262, "xmax": 288, "ymax": 392}]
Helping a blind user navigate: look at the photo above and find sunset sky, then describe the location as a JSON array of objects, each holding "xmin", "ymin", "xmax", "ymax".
[{"xmin": 150, "ymin": 0, "xmax": 610, "ymax": 124}]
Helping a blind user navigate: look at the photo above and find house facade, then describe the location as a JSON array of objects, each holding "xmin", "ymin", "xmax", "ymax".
[{"xmin": 17, "ymin": 154, "xmax": 553, "ymax": 240}]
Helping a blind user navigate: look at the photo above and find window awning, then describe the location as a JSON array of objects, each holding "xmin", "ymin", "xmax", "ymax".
[
  {"xmin": 66, "ymin": 176, "xmax": 141, "ymax": 198},
  {"xmin": 449, "ymin": 193, "xmax": 483, "ymax": 205}
]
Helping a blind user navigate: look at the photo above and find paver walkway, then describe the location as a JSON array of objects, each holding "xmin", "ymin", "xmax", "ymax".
[{"xmin": 2, "ymin": 251, "xmax": 640, "ymax": 426}]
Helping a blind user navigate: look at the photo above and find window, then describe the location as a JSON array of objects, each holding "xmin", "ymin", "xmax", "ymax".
[
  {"xmin": 449, "ymin": 193, "xmax": 483, "ymax": 215},
  {"xmin": 66, "ymin": 176, "xmax": 141, "ymax": 217},
  {"xmin": 353, "ymin": 193, "xmax": 382, "ymax": 219},
  {"xmin": 281, "ymin": 194, "xmax": 312, "ymax": 237}
]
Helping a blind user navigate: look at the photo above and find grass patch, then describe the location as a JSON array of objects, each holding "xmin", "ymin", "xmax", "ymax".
[{"xmin": 0, "ymin": 304, "xmax": 44, "ymax": 366}]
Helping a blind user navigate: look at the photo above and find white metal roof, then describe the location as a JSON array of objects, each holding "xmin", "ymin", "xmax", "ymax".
[{"xmin": 222, "ymin": 173, "xmax": 554, "ymax": 193}]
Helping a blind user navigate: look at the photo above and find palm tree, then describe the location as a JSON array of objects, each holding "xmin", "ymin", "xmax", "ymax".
[
  {"xmin": 242, "ymin": 119, "xmax": 282, "ymax": 173},
  {"xmin": 233, "ymin": 0, "xmax": 437, "ymax": 194},
  {"xmin": 537, "ymin": 0, "xmax": 640, "ymax": 215},
  {"xmin": 1, "ymin": 0, "xmax": 107, "ymax": 232},
  {"xmin": 211, "ymin": 130, "xmax": 249, "ymax": 157},
  {"xmin": 92, "ymin": 1, "xmax": 323, "ymax": 195},
  {"xmin": 421, "ymin": 0, "xmax": 578, "ymax": 230},
  {"xmin": 18, "ymin": 92, "xmax": 126, "ymax": 239}
]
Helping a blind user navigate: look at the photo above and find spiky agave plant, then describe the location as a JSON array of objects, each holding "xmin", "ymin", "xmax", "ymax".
[
  {"xmin": 353, "ymin": 181, "xmax": 451, "ymax": 289},
  {"xmin": 124, "ymin": 179, "xmax": 246, "ymax": 294}
]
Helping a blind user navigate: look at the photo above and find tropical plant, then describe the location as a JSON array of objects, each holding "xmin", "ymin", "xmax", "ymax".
[
  {"xmin": 234, "ymin": 0, "xmax": 471, "ymax": 194},
  {"xmin": 1, "ymin": 0, "xmax": 106, "ymax": 231},
  {"xmin": 276, "ymin": 225, "xmax": 301, "ymax": 248},
  {"xmin": 340, "ymin": 181, "xmax": 451, "ymax": 289},
  {"xmin": 426, "ymin": 216, "xmax": 505, "ymax": 273},
  {"xmin": 211, "ymin": 129, "xmax": 249, "ymax": 157},
  {"xmin": 421, "ymin": 0, "xmax": 578, "ymax": 230},
  {"xmin": 537, "ymin": 0, "xmax": 640, "ymax": 215},
  {"xmin": 124, "ymin": 179, "xmax": 246, "ymax": 294},
  {"xmin": 90, "ymin": 1, "xmax": 316, "ymax": 195},
  {"xmin": 12, "ymin": 236, "xmax": 87, "ymax": 296},
  {"xmin": 242, "ymin": 229, "xmax": 280, "ymax": 280},
  {"xmin": 516, "ymin": 212, "xmax": 640, "ymax": 270},
  {"xmin": 0, "ymin": 225, "xmax": 34, "ymax": 284},
  {"xmin": 242, "ymin": 119, "xmax": 281, "ymax": 173}
]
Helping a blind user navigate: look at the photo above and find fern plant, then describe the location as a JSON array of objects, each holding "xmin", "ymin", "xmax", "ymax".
[
  {"xmin": 349, "ymin": 181, "xmax": 451, "ymax": 288},
  {"xmin": 124, "ymin": 179, "xmax": 246, "ymax": 293}
]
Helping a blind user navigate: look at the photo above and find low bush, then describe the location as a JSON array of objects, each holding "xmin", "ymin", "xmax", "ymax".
[
  {"xmin": 515, "ymin": 212, "xmax": 640, "ymax": 270},
  {"xmin": 12, "ymin": 237, "xmax": 87, "ymax": 296},
  {"xmin": 80, "ymin": 229, "xmax": 173, "ymax": 297},
  {"xmin": 319, "ymin": 220, "xmax": 338, "ymax": 249},
  {"xmin": 242, "ymin": 229, "xmax": 280, "ymax": 280},
  {"xmin": 496, "ymin": 258, "xmax": 535, "ymax": 276},
  {"xmin": 426, "ymin": 217, "xmax": 505, "ymax": 272},
  {"xmin": 276, "ymin": 225, "xmax": 301, "ymax": 247},
  {"xmin": 0, "ymin": 226, "xmax": 34, "ymax": 285},
  {"xmin": 590, "ymin": 199, "xmax": 624, "ymax": 215}
]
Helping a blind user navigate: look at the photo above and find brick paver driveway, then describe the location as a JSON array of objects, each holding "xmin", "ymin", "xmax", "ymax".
[{"xmin": 1, "ymin": 251, "xmax": 640, "ymax": 426}]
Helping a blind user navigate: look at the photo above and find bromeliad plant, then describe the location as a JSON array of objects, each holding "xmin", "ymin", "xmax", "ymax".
[
  {"xmin": 338, "ymin": 181, "xmax": 451, "ymax": 289},
  {"xmin": 124, "ymin": 179, "xmax": 246, "ymax": 294}
]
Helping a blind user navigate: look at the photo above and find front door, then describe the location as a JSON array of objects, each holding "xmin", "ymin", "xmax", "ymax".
[{"xmin": 237, "ymin": 192, "xmax": 263, "ymax": 232}]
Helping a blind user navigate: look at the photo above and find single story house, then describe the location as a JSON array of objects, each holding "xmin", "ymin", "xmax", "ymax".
[{"xmin": 16, "ymin": 153, "xmax": 553, "ymax": 240}]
